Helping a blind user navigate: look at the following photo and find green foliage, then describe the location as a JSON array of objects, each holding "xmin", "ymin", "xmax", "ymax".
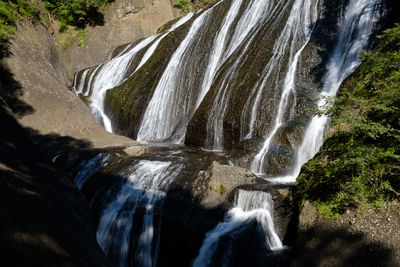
[
  {"xmin": 174, "ymin": 0, "xmax": 189, "ymax": 13},
  {"xmin": 42, "ymin": 0, "xmax": 111, "ymax": 32},
  {"xmin": 0, "ymin": 0, "xmax": 40, "ymax": 42},
  {"xmin": 209, "ymin": 184, "xmax": 227, "ymax": 195},
  {"xmin": 75, "ymin": 28, "xmax": 89, "ymax": 47},
  {"xmin": 297, "ymin": 24, "xmax": 400, "ymax": 218},
  {"xmin": 12, "ymin": 0, "xmax": 40, "ymax": 21},
  {"xmin": 59, "ymin": 27, "xmax": 89, "ymax": 49},
  {"xmin": 0, "ymin": 1, "xmax": 16, "ymax": 41},
  {"xmin": 219, "ymin": 184, "xmax": 226, "ymax": 195}
]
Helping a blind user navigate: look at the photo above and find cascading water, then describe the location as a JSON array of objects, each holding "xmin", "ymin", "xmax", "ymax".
[
  {"xmin": 204, "ymin": 0, "xmax": 290, "ymax": 151},
  {"xmin": 73, "ymin": 13, "xmax": 194, "ymax": 132},
  {"xmin": 192, "ymin": 189, "xmax": 283, "ymax": 267},
  {"xmin": 248, "ymin": 0, "xmax": 319, "ymax": 174},
  {"xmin": 73, "ymin": 157, "xmax": 183, "ymax": 267},
  {"xmin": 195, "ymin": 0, "xmax": 244, "ymax": 110},
  {"xmin": 266, "ymin": 0, "xmax": 382, "ymax": 183},
  {"xmin": 241, "ymin": 0, "xmax": 318, "ymax": 141},
  {"xmin": 78, "ymin": 36, "xmax": 157, "ymax": 131},
  {"xmin": 137, "ymin": 0, "xmax": 287, "ymax": 144},
  {"xmin": 136, "ymin": 5, "xmax": 220, "ymax": 142},
  {"xmin": 69, "ymin": 0, "xmax": 387, "ymax": 266},
  {"xmin": 72, "ymin": 153, "xmax": 110, "ymax": 189}
]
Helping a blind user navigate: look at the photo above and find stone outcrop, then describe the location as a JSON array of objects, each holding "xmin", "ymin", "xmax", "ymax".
[{"xmin": 191, "ymin": 161, "xmax": 258, "ymax": 209}]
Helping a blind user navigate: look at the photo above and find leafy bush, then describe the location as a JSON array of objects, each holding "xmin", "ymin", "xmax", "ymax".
[
  {"xmin": 12, "ymin": 0, "xmax": 40, "ymax": 21},
  {"xmin": 174, "ymin": 0, "xmax": 189, "ymax": 13},
  {"xmin": 0, "ymin": 1, "xmax": 17, "ymax": 41},
  {"xmin": 42, "ymin": 0, "xmax": 111, "ymax": 31},
  {"xmin": 0, "ymin": 0, "xmax": 40, "ymax": 42},
  {"xmin": 60, "ymin": 28, "xmax": 90, "ymax": 48},
  {"xmin": 297, "ymin": 24, "xmax": 400, "ymax": 218}
]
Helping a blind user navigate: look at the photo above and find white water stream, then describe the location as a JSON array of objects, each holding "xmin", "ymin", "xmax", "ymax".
[
  {"xmin": 204, "ymin": 0, "xmax": 292, "ymax": 151},
  {"xmin": 267, "ymin": 0, "xmax": 381, "ymax": 183},
  {"xmin": 70, "ymin": 0, "xmax": 384, "ymax": 266},
  {"xmin": 249, "ymin": 0, "xmax": 320, "ymax": 174},
  {"xmin": 193, "ymin": 189, "xmax": 282, "ymax": 267},
  {"xmin": 94, "ymin": 160, "xmax": 182, "ymax": 267},
  {"xmin": 136, "ymin": 5, "xmax": 220, "ymax": 142},
  {"xmin": 73, "ymin": 13, "xmax": 194, "ymax": 132}
]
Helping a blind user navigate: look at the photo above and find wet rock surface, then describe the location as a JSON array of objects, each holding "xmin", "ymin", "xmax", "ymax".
[{"xmin": 59, "ymin": 143, "xmax": 296, "ymax": 267}]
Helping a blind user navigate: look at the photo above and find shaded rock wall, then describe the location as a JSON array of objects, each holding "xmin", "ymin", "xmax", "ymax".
[
  {"xmin": 289, "ymin": 201, "xmax": 400, "ymax": 266},
  {"xmin": 0, "ymin": 91, "xmax": 111, "ymax": 266}
]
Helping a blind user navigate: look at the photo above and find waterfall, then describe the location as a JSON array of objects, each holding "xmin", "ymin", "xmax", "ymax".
[
  {"xmin": 137, "ymin": 0, "xmax": 278, "ymax": 144},
  {"xmin": 195, "ymin": 0, "xmax": 244, "ymax": 110},
  {"xmin": 69, "ymin": 0, "xmax": 386, "ymax": 265},
  {"xmin": 72, "ymin": 13, "xmax": 194, "ymax": 132},
  {"xmin": 192, "ymin": 190, "xmax": 282, "ymax": 267},
  {"xmin": 136, "ymin": 5, "xmax": 220, "ymax": 142},
  {"xmin": 135, "ymin": 0, "xmax": 296, "ymax": 146},
  {"xmin": 73, "ymin": 158, "xmax": 183, "ymax": 267},
  {"xmin": 269, "ymin": 0, "xmax": 382, "ymax": 184},
  {"xmin": 73, "ymin": 153, "xmax": 110, "ymax": 189},
  {"xmin": 248, "ymin": 0, "xmax": 319, "ymax": 174},
  {"xmin": 74, "ymin": 69, "xmax": 89, "ymax": 94},
  {"xmin": 204, "ymin": 0, "xmax": 288, "ymax": 151},
  {"xmin": 77, "ymin": 35, "xmax": 157, "ymax": 131}
]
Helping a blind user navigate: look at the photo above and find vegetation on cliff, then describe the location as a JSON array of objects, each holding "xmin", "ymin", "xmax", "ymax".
[
  {"xmin": 42, "ymin": 0, "xmax": 112, "ymax": 32},
  {"xmin": 0, "ymin": 0, "xmax": 112, "ymax": 43},
  {"xmin": 0, "ymin": 0, "xmax": 40, "ymax": 41},
  {"xmin": 174, "ymin": 0, "xmax": 190, "ymax": 13},
  {"xmin": 297, "ymin": 24, "xmax": 400, "ymax": 218},
  {"xmin": 174, "ymin": 0, "xmax": 215, "ymax": 13}
]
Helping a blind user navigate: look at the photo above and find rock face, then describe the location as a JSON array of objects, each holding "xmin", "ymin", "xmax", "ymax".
[
  {"xmin": 3, "ymin": 18, "xmax": 135, "ymax": 157},
  {"xmin": 158, "ymin": 163, "xmax": 295, "ymax": 267},
  {"xmin": 191, "ymin": 161, "xmax": 258, "ymax": 209},
  {"xmin": 289, "ymin": 201, "xmax": 400, "ymax": 266},
  {"xmin": 158, "ymin": 159, "xmax": 261, "ymax": 267},
  {"xmin": 58, "ymin": 0, "xmax": 175, "ymax": 79}
]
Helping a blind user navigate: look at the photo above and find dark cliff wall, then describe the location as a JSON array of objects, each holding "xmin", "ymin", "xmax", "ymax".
[{"xmin": 0, "ymin": 83, "xmax": 111, "ymax": 265}]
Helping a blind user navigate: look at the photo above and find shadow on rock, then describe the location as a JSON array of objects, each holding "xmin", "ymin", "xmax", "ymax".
[
  {"xmin": 0, "ymin": 43, "xmax": 34, "ymax": 117},
  {"xmin": 0, "ymin": 42, "xmax": 110, "ymax": 266},
  {"xmin": 289, "ymin": 225, "xmax": 395, "ymax": 267}
]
